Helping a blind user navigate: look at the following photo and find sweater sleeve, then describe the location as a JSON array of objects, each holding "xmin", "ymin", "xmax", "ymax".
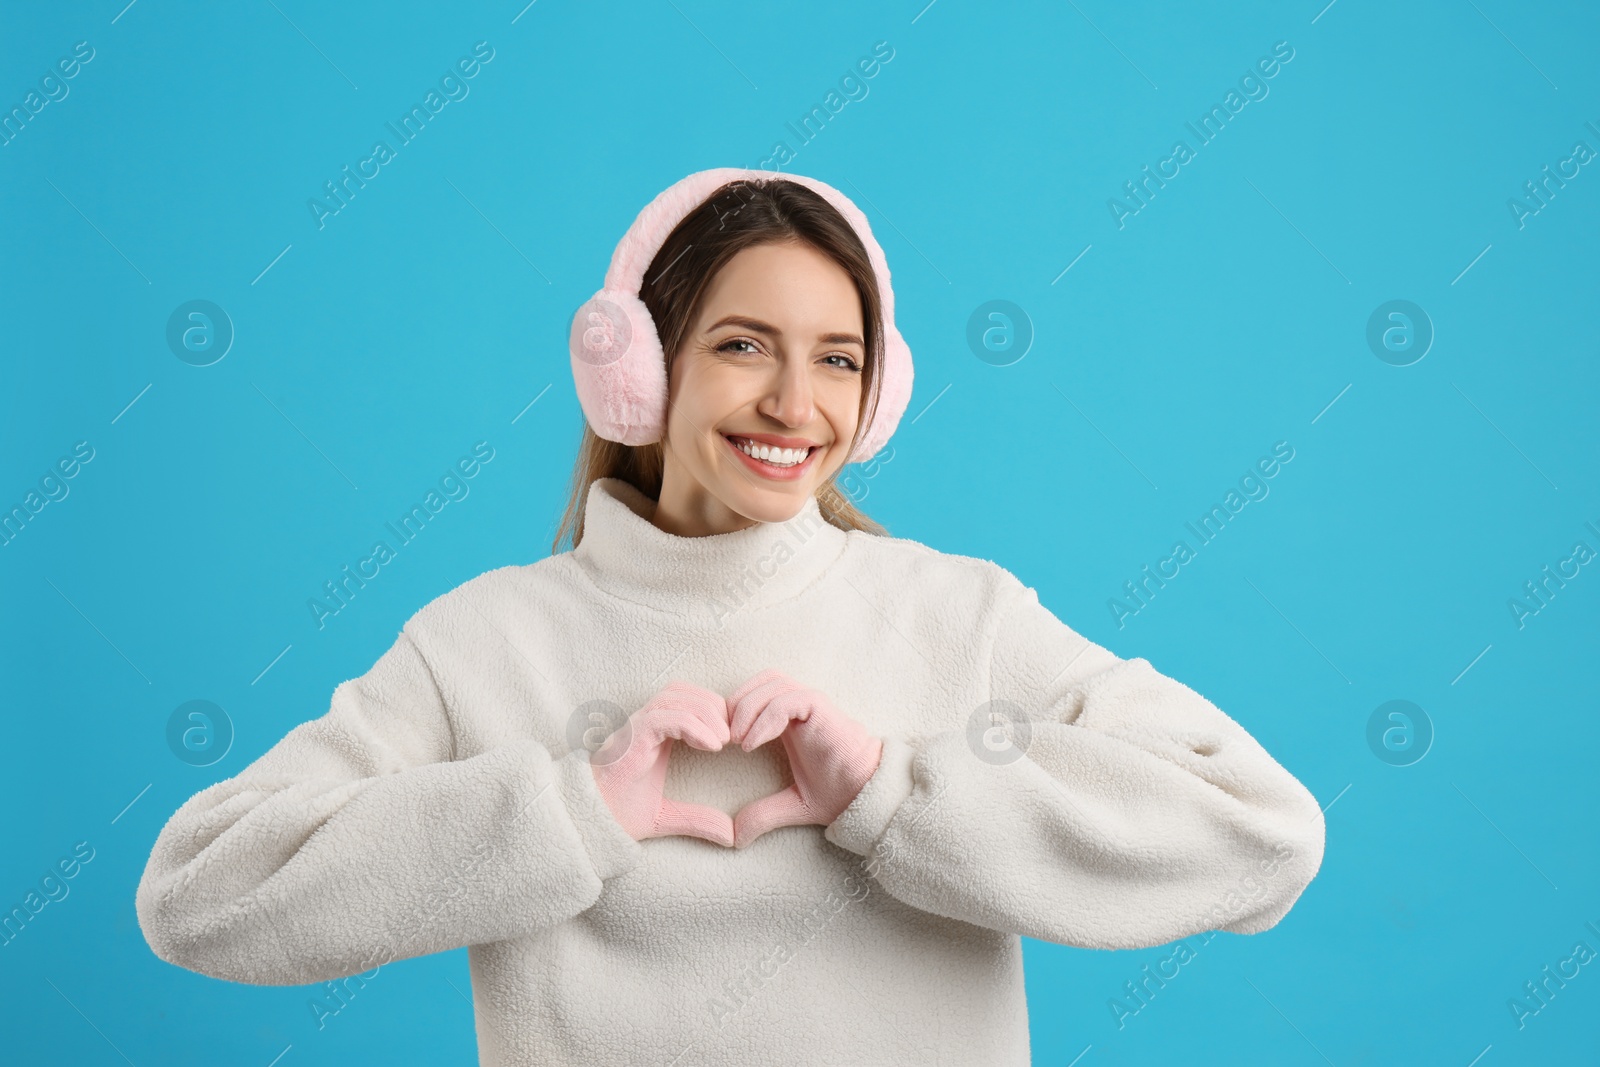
[
  {"xmin": 134, "ymin": 626, "xmax": 645, "ymax": 986},
  {"xmin": 823, "ymin": 576, "xmax": 1325, "ymax": 949}
]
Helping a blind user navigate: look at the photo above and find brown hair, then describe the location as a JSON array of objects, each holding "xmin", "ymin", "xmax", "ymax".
[{"xmin": 551, "ymin": 177, "xmax": 890, "ymax": 553}]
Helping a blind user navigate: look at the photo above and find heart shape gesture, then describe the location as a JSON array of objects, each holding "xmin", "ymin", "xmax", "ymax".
[{"xmin": 588, "ymin": 670, "xmax": 884, "ymax": 851}]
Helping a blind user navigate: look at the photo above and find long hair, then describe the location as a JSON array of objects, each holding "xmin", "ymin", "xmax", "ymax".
[{"xmin": 551, "ymin": 177, "xmax": 890, "ymax": 553}]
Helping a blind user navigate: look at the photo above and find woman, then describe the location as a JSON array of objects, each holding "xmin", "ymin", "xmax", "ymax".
[{"xmin": 135, "ymin": 168, "xmax": 1325, "ymax": 1066}]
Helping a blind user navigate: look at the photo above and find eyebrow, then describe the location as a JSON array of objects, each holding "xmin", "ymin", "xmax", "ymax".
[{"xmin": 707, "ymin": 314, "xmax": 863, "ymax": 348}]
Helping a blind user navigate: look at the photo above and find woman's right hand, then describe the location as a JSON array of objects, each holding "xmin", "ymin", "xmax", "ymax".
[{"xmin": 588, "ymin": 681, "xmax": 735, "ymax": 847}]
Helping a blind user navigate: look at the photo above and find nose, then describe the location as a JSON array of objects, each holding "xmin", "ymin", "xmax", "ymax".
[{"xmin": 756, "ymin": 352, "xmax": 815, "ymax": 428}]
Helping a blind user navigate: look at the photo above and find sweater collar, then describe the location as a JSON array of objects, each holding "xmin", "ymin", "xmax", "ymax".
[{"xmin": 571, "ymin": 477, "xmax": 849, "ymax": 620}]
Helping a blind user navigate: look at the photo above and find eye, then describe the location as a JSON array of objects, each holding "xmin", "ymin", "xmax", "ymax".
[
  {"xmin": 716, "ymin": 338, "xmax": 762, "ymax": 355},
  {"xmin": 823, "ymin": 353, "xmax": 862, "ymax": 372}
]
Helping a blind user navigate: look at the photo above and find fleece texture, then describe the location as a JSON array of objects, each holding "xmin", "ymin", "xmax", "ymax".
[
  {"xmin": 135, "ymin": 476, "xmax": 1326, "ymax": 1066},
  {"xmin": 567, "ymin": 167, "xmax": 914, "ymax": 464}
]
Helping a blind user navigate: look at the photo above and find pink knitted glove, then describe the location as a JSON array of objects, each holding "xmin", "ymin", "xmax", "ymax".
[
  {"xmin": 589, "ymin": 681, "xmax": 735, "ymax": 847},
  {"xmin": 726, "ymin": 668, "xmax": 884, "ymax": 850}
]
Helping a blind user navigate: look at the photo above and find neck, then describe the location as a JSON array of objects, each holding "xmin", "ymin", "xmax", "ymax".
[
  {"xmin": 652, "ymin": 461, "xmax": 802, "ymax": 538},
  {"xmin": 650, "ymin": 479, "xmax": 761, "ymax": 538}
]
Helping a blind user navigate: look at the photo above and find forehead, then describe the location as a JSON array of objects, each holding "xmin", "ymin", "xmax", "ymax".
[{"xmin": 696, "ymin": 242, "xmax": 862, "ymax": 329}]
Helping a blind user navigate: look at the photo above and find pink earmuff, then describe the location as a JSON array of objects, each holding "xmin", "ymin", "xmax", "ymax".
[{"xmin": 568, "ymin": 167, "xmax": 913, "ymax": 466}]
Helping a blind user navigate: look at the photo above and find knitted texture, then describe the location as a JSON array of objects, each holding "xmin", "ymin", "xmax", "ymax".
[
  {"xmin": 590, "ymin": 680, "xmax": 737, "ymax": 847},
  {"xmin": 727, "ymin": 668, "xmax": 885, "ymax": 848}
]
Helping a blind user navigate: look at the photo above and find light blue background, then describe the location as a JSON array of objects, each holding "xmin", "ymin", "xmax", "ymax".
[{"xmin": 3, "ymin": 1, "xmax": 1597, "ymax": 1063}]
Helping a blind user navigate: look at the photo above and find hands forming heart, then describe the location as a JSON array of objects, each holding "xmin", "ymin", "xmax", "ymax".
[{"xmin": 588, "ymin": 669, "xmax": 884, "ymax": 850}]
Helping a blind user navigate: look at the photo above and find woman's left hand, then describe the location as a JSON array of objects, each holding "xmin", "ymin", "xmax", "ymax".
[{"xmin": 726, "ymin": 668, "xmax": 884, "ymax": 849}]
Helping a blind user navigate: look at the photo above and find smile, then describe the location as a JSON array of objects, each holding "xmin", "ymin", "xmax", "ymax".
[{"xmin": 723, "ymin": 435, "xmax": 820, "ymax": 479}]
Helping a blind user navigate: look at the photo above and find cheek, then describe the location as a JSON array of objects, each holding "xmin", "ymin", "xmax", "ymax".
[
  {"xmin": 823, "ymin": 381, "xmax": 863, "ymax": 433},
  {"xmin": 667, "ymin": 369, "xmax": 734, "ymax": 458},
  {"xmin": 694, "ymin": 365, "xmax": 761, "ymax": 427},
  {"xmin": 667, "ymin": 407, "xmax": 716, "ymax": 460}
]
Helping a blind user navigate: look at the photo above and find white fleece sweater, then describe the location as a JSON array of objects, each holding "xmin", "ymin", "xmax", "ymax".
[{"xmin": 135, "ymin": 476, "xmax": 1326, "ymax": 1066}]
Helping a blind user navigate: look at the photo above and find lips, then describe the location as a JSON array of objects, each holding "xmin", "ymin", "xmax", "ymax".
[{"xmin": 722, "ymin": 434, "xmax": 820, "ymax": 481}]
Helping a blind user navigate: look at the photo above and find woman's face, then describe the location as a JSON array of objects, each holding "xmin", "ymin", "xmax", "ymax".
[{"xmin": 653, "ymin": 239, "xmax": 865, "ymax": 537}]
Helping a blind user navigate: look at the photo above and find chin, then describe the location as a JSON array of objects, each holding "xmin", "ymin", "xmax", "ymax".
[{"xmin": 720, "ymin": 481, "xmax": 815, "ymax": 525}]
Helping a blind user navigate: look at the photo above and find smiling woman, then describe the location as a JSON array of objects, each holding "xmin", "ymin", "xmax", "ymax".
[{"xmin": 134, "ymin": 168, "xmax": 1325, "ymax": 1067}]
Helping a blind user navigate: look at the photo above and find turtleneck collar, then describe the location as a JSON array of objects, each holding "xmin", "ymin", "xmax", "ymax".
[{"xmin": 570, "ymin": 477, "xmax": 850, "ymax": 620}]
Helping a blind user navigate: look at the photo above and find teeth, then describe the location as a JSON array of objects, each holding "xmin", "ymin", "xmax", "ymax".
[{"xmin": 732, "ymin": 437, "xmax": 810, "ymax": 467}]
